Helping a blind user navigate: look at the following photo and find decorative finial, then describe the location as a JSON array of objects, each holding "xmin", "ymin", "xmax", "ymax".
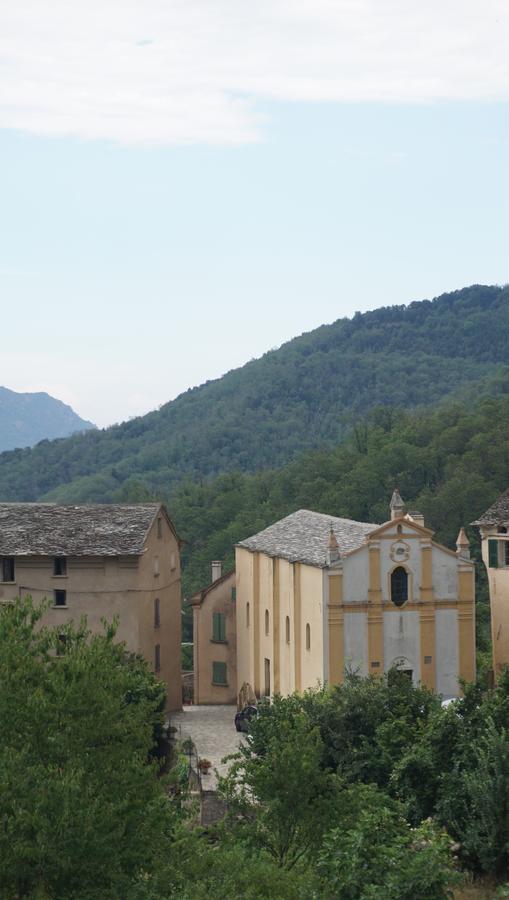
[
  {"xmin": 456, "ymin": 527, "xmax": 470, "ymax": 559},
  {"xmin": 326, "ymin": 523, "xmax": 341, "ymax": 566},
  {"xmin": 390, "ymin": 488, "xmax": 405, "ymax": 520}
]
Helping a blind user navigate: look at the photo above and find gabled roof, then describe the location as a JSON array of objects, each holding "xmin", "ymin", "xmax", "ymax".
[
  {"xmin": 187, "ymin": 568, "xmax": 236, "ymax": 606},
  {"xmin": 472, "ymin": 489, "xmax": 509, "ymax": 526},
  {"xmin": 236, "ymin": 509, "xmax": 378, "ymax": 568},
  {"xmin": 0, "ymin": 503, "xmax": 166, "ymax": 556}
]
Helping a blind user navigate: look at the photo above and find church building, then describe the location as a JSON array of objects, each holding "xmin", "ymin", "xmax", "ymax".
[
  {"xmin": 235, "ymin": 492, "xmax": 475, "ymax": 701},
  {"xmin": 474, "ymin": 488, "xmax": 509, "ymax": 678}
]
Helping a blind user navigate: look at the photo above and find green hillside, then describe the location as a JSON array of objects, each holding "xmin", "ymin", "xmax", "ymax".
[
  {"xmin": 171, "ymin": 392, "xmax": 509, "ymax": 597},
  {"xmin": 0, "ymin": 284, "xmax": 507, "ymax": 503}
]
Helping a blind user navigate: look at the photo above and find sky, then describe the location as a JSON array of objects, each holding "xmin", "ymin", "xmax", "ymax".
[{"xmin": 1, "ymin": 1, "xmax": 508, "ymax": 427}]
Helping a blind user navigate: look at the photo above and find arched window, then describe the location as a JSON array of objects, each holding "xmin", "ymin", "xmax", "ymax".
[
  {"xmin": 265, "ymin": 609, "xmax": 270, "ymax": 635},
  {"xmin": 246, "ymin": 602, "xmax": 250, "ymax": 627},
  {"xmin": 285, "ymin": 616, "xmax": 290, "ymax": 644},
  {"xmin": 306, "ymin": 623, "xmax": 311, "ymax": 651},
  {"xmin": 391, "ymin": 567, "xmax": 408, "ymax": 607},
  {"xmin": 397, "ymin": 524, "xmax": 403, "ymax": 534}
]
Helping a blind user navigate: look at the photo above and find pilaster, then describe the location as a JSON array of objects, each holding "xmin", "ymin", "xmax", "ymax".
[
  {"xmin": 328, "ymin": 569, "xmax": 344, "ymax": 685},
  {"xmin": 368, "ymin": 541, "xmax": 384, "ymax": 675}
]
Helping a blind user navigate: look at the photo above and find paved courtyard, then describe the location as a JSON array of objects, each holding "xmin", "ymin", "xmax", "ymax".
[{"xmin": 170, "ymin": 704, "xmax": 243, "ymax": 788}]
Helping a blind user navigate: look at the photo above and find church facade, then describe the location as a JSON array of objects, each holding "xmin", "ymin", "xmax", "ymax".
[{"xmin": 235, "ymin": 492, "xmax": 475, "ymax": 701}]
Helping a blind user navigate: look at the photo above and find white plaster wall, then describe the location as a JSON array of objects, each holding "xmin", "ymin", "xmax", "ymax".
[
  {"xmin": 342, "ymin": 548, "xmax": 369, "ymax": 602},
  {"xmin": 380, "ymin": 537, "xmax": 421, "ymax": 604},
  {"xmin": 433, "ymin": 547, "xmax": 458, "ymax": 599},
  {"xmin": 383, "ymin": 610, "xmax": 420, "ymax": 684},
  {"xmin": 435, "ymin": 609, "xmax": 459, "ymax": 699},
  {"xmin": 343, "ymin": 613, "xmax": 368, "ymax": 676}
]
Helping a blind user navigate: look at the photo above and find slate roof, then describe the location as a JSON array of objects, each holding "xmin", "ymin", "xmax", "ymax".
[
  {"xmin": 472, "ymin": 489, "xmax": 509, "ymax": 526},
  {"xmin": 237, "ymin": 509, "xmax": 379, "ymax": 568},
  {"xmin": 0, "ymin": 503, "xmax": 162, "ymax": 556}
]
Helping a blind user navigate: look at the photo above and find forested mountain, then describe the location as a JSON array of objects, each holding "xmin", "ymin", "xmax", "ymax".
[
  {"xmin": 0, "ymin": 284, "xmax": 507, "ymax": 502},
  {"xmin": 0, "ymin": 386, "xmax": 95, "ymax": 452},
  {"xmin": 171, "ymin": 393, "xmax": 509, "ymax": 603}
]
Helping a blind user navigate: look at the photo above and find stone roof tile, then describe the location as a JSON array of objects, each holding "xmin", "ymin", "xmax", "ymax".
[
  {"xmin": 0, "ymin": 503, "xmax": 162, "ymax": 556},
  {"xmin": 472, "ymin": 489, "xmax": 509, "ymax": 526},
  {"xmin": 237, "ymin": 509, "xmax": 378, "ymax": 568}
]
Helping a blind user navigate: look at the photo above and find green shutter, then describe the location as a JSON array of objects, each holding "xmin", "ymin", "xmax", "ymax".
[
  {"xmin": 212, "ymin": 662, "xmax": 227, "ymax": 685},
  {"xmin": 212, "ymin": 613, "xmax": 226, "ymax": 642},
  {"xmin": 489, "ymin": 539, "xmax": 499, "ymax": 568}
]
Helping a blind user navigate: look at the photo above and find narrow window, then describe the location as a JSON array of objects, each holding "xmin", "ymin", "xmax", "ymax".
[
  {"xmin": 246, "ymin": 602, "xmax": 250, "ymax": 627},
  {"xmin": 155, "ymin": 644, "xmax": 161, "ymax": 671},
  {"xmin": 391, "ymin": 567, "xmax": 408, "ymax": 607},
  {"xmin": 286, "ymin": 616, "xmax": 290, "ymax": 644},
  {"xmin": 53, "ymin": 557, "xmax": 67, "ymax": 576},
  {"xmin": 154, "ymin": 597, "xmax": 160, "ymax": 628},
  {"xmin": 231, "ymin": 586, "xmax": 237, "ymax": 602},
  {"xmin": 170, "ymin": 551, "xmax": 176, "ymax": 571},
  {"xmin": 264, "ymin": 658, "xmax": 271, "ymax": 696},
  {"xmin": 54, "ymin": 589, "xmax": 67, "ymax": 607},
  {"xmin": 306, "ymin": 623, "xmax": 311, "ymax": 651},
  {"xmin": 212, "ymin": 612, "xmax": 226, "ymax": 642},
  {"xmin": 157, "ymin": 517, "xmax": 162, "ymax": 538},
  {"xmin": 212, "ymin": 661, "xmax": 227, "ymax": 685},
  {"xmin": 505, "ymin": 543, "xmax": 509, "ymax": 567},
  {"xmin": 154, "ymin": 556, "xmax": 160, "ymax": 576},
  {"xmin": 1, "ymin": 557, "xmax": 15, "ymax": 582},
  {"xmin": 265, "ymin": 609, "xmax": 269, "ymax": 635}
]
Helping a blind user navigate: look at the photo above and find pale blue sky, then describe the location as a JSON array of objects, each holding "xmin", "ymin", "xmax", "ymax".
[{"xmin": 1, "ymin": 2, "xmax": 508, "ymax": 426}]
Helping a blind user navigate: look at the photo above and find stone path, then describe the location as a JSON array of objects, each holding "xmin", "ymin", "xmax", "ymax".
[{"xmin": 170, "ymin": 704, "xmax": 243, "ymax": 789}]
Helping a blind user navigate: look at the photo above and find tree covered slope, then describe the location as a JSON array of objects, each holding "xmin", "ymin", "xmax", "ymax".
[
  {"xmin": 170, "ymin": 392, "xmax": 509, "ymax": 600},
  {"xmin": 0, "ymin": 284, "xmax": 507, "ymax": 503},
  {"xmin": 0, "ymin": 386, "xmax": 95, "ymax": 452}
]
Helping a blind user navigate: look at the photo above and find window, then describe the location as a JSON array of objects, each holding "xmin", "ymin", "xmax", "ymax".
[
  {"xmin": 506, "ymin": 543, "xmax": 509, "ymax": 567},
  {"xmin": 264, "ymin": 658, "xmax": 271, "ymax": 697},
  {"xmin": 54, "ymin": 589, "xmax": 67, "ymax": 607},
  {"xmin": 1, "ymin": 557, "xmax": 15, "ymax": 582},
  {"xmin": 53, "ymin": 557, "xmax": 67, "ymax": 576},
  {"xmin": 391, "ymin": 567, "xmax": 408, "ymax": 607},
  {"xmin": 170, "ymin": 551, "xmax": 176, "ymax": 571},
  {"xmin": 212, "ymin": 612, "xmax": 226, "ymax": 642},
  {"xmin": 157, "ymin": 517, "xmax": 162, "ymax": 538},
  {"xmin": 306, "ymin": 623, "xmax": 311, "ymax": 651},
  {"xmin": 231, "ymin": 586, "xmax": 237, "ymax": 602},
  {"xmin": 286, "ymin": 616, "xmax": 290, "ymax": 644},
  {"xmin": 153, "ymin": 556, "xmax": 160, "ymax": 576},
  {"xmin": 155, "ymin": 644, "xmax": 161, "ymax": 671},
  {"xmin": 154, "ymin": 597, "xmax": 160, "ymax": 629},
  {"xmin": 246, "ymin": 602, "xmax": 250, "ymax": 627},
  {"xmin": 212, "ymin": 661, "xmax": 227, "ymax": 685},
  {"xmin": 265, "ymin": 609, "xmax": 269, "ymax": 635}
]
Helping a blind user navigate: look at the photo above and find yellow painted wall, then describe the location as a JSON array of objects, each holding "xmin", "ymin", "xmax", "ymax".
[
  {"xmin": 235, "ymin": 547, "xmax": 255, "ymax": 695},
  {"xmin": 0, "ymin": 511, "xmax": 182, "ymax": 710},
  {"xmin": 480, "ymin": 532, "xmax": 509, "ymax": 676}
]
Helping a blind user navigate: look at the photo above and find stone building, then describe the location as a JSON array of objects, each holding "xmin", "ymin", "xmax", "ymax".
[
  {"xmin": 473, "ymin": 488, "xmax": 509, "ymax": 677},
  {"xmin": 235, "ymin": 492, "xmax": 475, "ymax": 701},
  {"xmin": 0, "ymin": 502, "xmax": 182, "ymax": 710},
  {"xmin": 188, "ymin": 561, "xmax": 237, "ymax": 705}
]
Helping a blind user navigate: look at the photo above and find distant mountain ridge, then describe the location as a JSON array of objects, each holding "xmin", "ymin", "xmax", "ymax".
[
  {"xmin": 0, "ymin": 283, "xmax": 507, "ymax": 503},
  {"xmin": 0, "ymin": 387, "xmax": 95, "ymax": 452}
]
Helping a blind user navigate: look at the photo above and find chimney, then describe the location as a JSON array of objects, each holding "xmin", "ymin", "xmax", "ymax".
[
  {"xmin": 211, "ymin": 560, "xmax": 222, "ymax": 583},
  {"xmin": 456, "ymin": 527, "xmax": 470, "ymax": 560},
  {"xmin": 390, "ymin": 488, "xmax": 405, "ymax": 520},
  {"xmin": 407, "ymin": 510, "xmax": 425, "ymax": 528},
  {"xmin": 326, "ymin": 524, "xmax": 341, "ymax": 566}
]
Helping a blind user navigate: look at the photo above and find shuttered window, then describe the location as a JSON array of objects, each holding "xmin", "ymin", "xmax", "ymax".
[
  {"xmin": 212, "ymin": 612, "xmax": 226, "ymax": 642},
  {"xmin": 212, "ymin": 662, "xmax": 227, "ymax": 685},
  {"xmin": 489, "ymin": 539, "xmax": 499, "ymax": 568}
]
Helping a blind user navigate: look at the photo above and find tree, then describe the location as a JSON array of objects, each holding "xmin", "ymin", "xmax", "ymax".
[{"xmin": 0, "ymin": 597, "xmax": 175, "ymax": 899}]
